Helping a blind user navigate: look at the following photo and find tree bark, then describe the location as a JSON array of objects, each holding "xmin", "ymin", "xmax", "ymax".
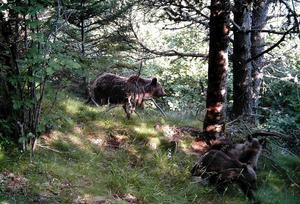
[
  {"xmin": 232, "ymin": 0, "xmax": 253, "ymax": 120},
  {"xmin": 251, "ymin": 0, "xmax": 269, "ymax": 119},
  {"xmin": 80, "ymin": 0, "xmax": 89, "ymax": 97},
  {"xmin": 203, "ymin": 0, "xmax": 230, "ymax": 141}
]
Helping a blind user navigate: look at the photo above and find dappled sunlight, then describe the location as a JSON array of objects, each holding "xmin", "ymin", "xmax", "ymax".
[
  {"xmin": 40, "ymin": 130, "xmax": 63, "ymax": 144},
  {"xmin": 62, "ymin": 99, "xmax": 84, "ymax": 115},
  {"xmin": 94, "ymin": 119, "xmax": 123, "ymax": 129},
  {"xmin": 133, "ymin": 122, "xmax": 158, "ymax": 136},
  {"xmin": 2, "ymin": 95, "xmax": 299, "ymax": 203},
  {"xmin": 0, "ymin": 0, "xmax": 299, "ymax": 202},
  {"xmin": 147, "ymin": 137, "xmax": 161, "ymax": 150},
  {"xmin": 40, "ymin": 128, "xmax": 95, "ymax": 152},
  {"xmin": 68, "ymin": 134, "xmax": 85, "ymax": 149},
  {"xmin": 179, "ymin": 139, "xmax": 201, "ymax": 155}
]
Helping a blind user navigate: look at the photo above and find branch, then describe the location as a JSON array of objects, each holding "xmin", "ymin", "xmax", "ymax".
[
  {"xmin": 246, "ymin": 26, "xmax": 295, "ymax": 63},
  {"xmin": 246, "ymin": 29, "xmax": 299, "ymax": 35},
  {"xmin": 248, "ymin": 130, "xmax": 298, "ymax": 143},
  {"xmin": 279, "ymin": 0, "xmax": 300, "ymax": 35},
  {"xmin": 131, "ymin": 23, "xmax": 208, "ymax": 59},
  {"xmin": 150, "ymin": 99, "xmax": 167, "ymax": 117},
  {"xmin": 37, "ymin": 144, "xmax": 62, "ymax": 153}
]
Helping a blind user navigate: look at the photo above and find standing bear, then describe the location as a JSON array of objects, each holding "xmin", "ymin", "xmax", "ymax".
[{"xmin": 86, "ymin": 73, "xmax": 166, "ymax": 118}]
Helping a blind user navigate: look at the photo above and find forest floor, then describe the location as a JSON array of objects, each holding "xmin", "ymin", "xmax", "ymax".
[{"xmin": 0, "ymin": 97, "xmax": 299, "ymax": 204}]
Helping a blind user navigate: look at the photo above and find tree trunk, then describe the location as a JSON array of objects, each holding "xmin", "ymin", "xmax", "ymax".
[
  {"xmin": 251, "ymin": 0, "xmax": 269, "ymax": 120},
  {"xmin": 232, "ymin": 0, "xmax": 253, "ymax": 120},
  {"xmin": 203, "ymin": 0, "xmax": 230, "ymax": 141},
  {"xmin": 80, "ymin": 0, "xmax": 89, "ymax": 97}
]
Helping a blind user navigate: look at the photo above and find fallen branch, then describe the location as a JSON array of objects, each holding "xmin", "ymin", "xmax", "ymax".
[
  {"xmin": 248, "ymin": 130, "xmax": 297, "ymax": 142},
  {"xmin": 37, "ymin": 144, "xmax": 62, "ymax": 153}
]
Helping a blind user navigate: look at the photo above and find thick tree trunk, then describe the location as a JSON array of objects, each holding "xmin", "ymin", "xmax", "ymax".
[
  {"xmin": 251, "ymin": 0, "xmax": 269, "ymax": 119},
  {"xmin": 232, "ymin": 0, "xmax": 253, "ymax": 120},
  {"xmin": 203, "ymin": 0, "xmax": 230, "ymax": 141}
]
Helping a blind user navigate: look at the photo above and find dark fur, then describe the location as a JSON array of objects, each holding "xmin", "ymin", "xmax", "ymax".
[
  {"xmin": 87, "ymin": 73, "xmax": 166, "ymax": 118},
  {"xmin": 191, "ymin": 150, "xmax": 258, "ymax": 201},
  {"xmin": 210, "ymin": 136, "xmax": 266, "ymax": 171}
]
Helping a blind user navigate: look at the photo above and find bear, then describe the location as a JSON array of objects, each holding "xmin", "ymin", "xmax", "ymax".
[
  {"xmin": 228, "ymin": 136, "xmax": 266, "ymax": 171},
  {"xmin": 191, "ymin": 150, "xmax": 258, "ymax": 202},
  {"xmin": 209, "ymin": 135, "xmax": 266, "ymax": 171},
  {"xmin": 86, "ymin": 73, "xmax": 166, "ymax": 118}
]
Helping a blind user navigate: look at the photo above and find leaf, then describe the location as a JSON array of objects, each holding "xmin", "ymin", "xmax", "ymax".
[{"xmin": 27, "ymin": 132, "xmax": 35, "ymax": 139}]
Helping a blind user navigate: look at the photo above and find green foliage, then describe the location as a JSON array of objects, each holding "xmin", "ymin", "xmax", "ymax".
[
  {"xmin": 256, "ymin": 141, "xmax": 300, "ymax": 204},
  {"xmin": 0, "ymin": 97, "xmax": 236, "ymax": 203},
  {"xmin": 259, "ymin": 46, "xmax": 300, "ymax": 133},
  {"xmin": 265, "ymin": 113, "xmax": 300, "ymax": 133},
  {"xmin": 0, "ymin": 1, "xmax": 300, "ymax": 203}
]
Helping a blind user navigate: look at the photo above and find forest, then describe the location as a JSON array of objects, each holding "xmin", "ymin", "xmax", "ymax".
[{"xmin": 0, "ymin": 0, "xmax": 299, "ymax": 203}]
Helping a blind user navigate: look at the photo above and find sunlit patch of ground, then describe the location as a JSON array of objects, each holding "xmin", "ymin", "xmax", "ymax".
[
  {"xmin": 74, "ymin": 193, "xmax": 139, "ymax": 204},
  {"xmin": 0, "ymin": 97, "xmax": 299, "ymax": 204}
]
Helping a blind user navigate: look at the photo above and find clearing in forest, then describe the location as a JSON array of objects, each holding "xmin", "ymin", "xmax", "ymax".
[{"xmin": 0, "ymin": 98, "xmax": 299, "ymax": 204}]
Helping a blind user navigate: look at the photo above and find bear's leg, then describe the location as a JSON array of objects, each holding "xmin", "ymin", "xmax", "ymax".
[{"xmin": 123, "ymin": 103, "xmax": 131, "ymax": 119}]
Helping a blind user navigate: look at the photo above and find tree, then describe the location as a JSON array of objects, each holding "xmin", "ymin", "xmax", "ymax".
[
  {"xmin": 231, "ymin": 0, "xmax": 253, "ymax": 120},
  {"xmin": 251, "ymin": 0, "xmax": 270, "ymax": 119},
  {"xmin": 202, "ymin": 0, "xmax": 230, "ymax": 141},
  {"xmin": 59, "ymin": 0, "xmax": 136, "ymax": 96},
  {"xmin": 0, "ymin": 0, "xmax": 138, "ymax": 147},
  {"xmin": 139, "ymin": 0, "xmax": 299, "ymax": 125},
  {"xmin": 0, "ymin": 0, "xmax": 51, "ymax": 145}
]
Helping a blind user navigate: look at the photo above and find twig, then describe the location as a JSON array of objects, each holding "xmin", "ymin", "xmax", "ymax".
[
  {"xmin": 91, "ymin": 97, "xmax": 100, "ymax": 107},
  {"xmin": 37, "ymin": 144, "xmax": 62, "ymax": 153},
  {"xmin": 241, "ymin": 120, "xmax": 253, "ymax": 135},
  {"xmin": 248, "ymin": 130, "xmax": 297, "ymax": 142},
  {"xmin": 225, "ymin": 115, "xmax": 243, "ymax": 126},
  {"xmin": 106, "ymin": 105, "xmax": 118, "ymax": 112},
  {"xmin": 150, "ymin": 99, "xmax": 167, "ymax": 117}
]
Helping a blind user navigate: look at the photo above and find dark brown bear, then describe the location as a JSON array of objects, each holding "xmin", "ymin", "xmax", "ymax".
[
  {"xmin": 191, "ymin": 150, "xmax": 258, "ymax": 202},
  {"xmin": 87, "ymin": 73, "xmax": 166, "ymax": 118},
  {"xmin": 210, "ymin": 135, "xmax": 266, "ymax": 171}
]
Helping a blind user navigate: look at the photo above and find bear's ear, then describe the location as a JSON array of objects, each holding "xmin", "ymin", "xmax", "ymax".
[{"xmin": 151, "ymin": 77, "xmax": 158, "ymax": 85}]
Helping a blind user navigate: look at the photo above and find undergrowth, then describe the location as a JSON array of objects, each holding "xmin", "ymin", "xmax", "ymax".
[{"xmin": 0, "ymin": 96, "xmax": 299, "ymax": 204}]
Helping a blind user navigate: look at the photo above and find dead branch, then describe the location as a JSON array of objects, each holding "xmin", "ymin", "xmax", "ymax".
[
  {"xmin": 247, "ymin": 130, "xmax": 299, "ymax": 144},
  {"xmin": 37, "ymin": 144, "xmax": 62, "ymax": 153},
  {"xmin": 150, "ymin": 98, "xmax": 167, "ymax": 117}
]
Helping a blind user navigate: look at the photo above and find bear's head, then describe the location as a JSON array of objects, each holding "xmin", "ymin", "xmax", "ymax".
[{"xmin": 144, "ymin": 77, "xmax": 166, "ymax": 99}]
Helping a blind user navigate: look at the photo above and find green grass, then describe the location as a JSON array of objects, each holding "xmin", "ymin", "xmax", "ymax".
[{"xmin": 0, "ymin": 97, "xmax": 299, "ymax": 203}]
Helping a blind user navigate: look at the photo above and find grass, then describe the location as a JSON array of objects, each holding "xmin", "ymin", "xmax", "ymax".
[{"xmin": 0, "ymin": 96, "xmax": 299, "ymax": 203}]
